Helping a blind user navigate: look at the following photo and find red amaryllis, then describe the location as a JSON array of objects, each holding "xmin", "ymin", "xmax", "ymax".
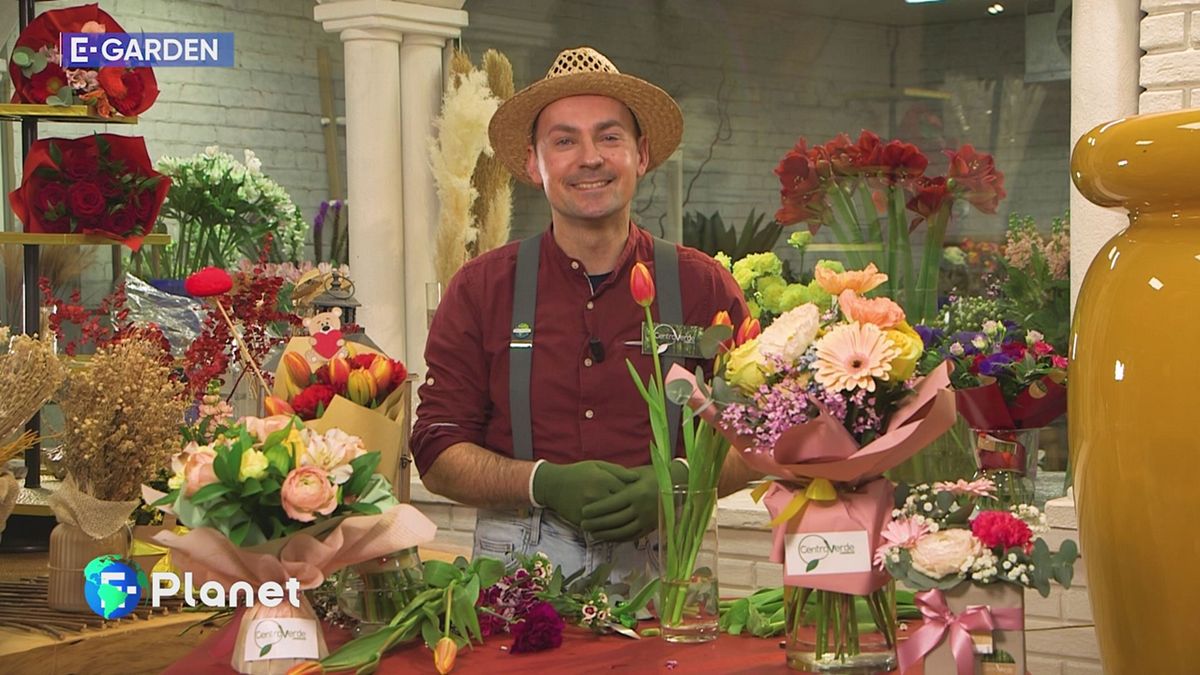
[
  {"xmin": 945, "ymin": 144, "xmax": 1006, "ymax": 214},
  {"xmin": 875, "ymin": 139, "xmax": 928, "ymax": 183},
  {"xmin": 9, "ymin": 4, "xmax": 159, "ymax": 116},
  {"xmin": 184, "ymin": 267, "xmax": 234, "ymax": 297},
  {"xmin": 971, "ymin": 510, "xmax": 1033, "ymax": 552},
  {"xmin": 630, "ymin": 261, "xmax": 655, "ymax": 307},
  {"xmin": 906, "ymin": 176, "xmax": 952, "ymax": 230},
  {"xmin": 8, "ymin": 134, "xmax": 169, "ymax": 250},
  {"xmin": 774, "ymin": 139, "xmax": 826, "ymax": 226},
  {"xmin": 509, "ymin": 601, "xmax": 564, "ymax": 654}
]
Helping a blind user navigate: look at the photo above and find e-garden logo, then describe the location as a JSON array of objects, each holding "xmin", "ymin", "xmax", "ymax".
[
  {"xmin": 60, "ymin": 32, "xmax": 234, "ymax": 68},
  {"xmin": 83, "ymin": 555, "xmax": 302, "ymax": 619}
]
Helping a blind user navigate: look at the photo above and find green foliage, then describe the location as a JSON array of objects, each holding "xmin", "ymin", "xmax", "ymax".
[{"xmin": 683, "ymin": 209, "xmax": 783, "ymax": 259}]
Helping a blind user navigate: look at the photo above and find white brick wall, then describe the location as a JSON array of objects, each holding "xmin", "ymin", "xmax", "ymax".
[
  {"xmin": 463, "ymin": 2, "xmax": 1069, "ymax": 246},
  {"xmin": 1140, "ymin": 2, "xmax": 1200, "ymax": 111}
]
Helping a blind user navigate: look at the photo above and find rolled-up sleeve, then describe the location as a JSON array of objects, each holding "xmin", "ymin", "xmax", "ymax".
[{"xmin": 411, "ymin": 264, "xmax": 492, "ymax": 475}]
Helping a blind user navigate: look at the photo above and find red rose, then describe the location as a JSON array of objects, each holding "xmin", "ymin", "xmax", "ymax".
[
  {"xmin": 62, "ymin": 146, "xmax": 100, "ymax": 180},
  {"xmin": 971, "ymin": 511, "xmax": 1033, "ymax": 552},
  {"xmin": 1001, "ymin": 341, "xmax": 1027, "ymax": 360},
  {"xmin": 291, "ymin": 383, "xmax": 337, "ymax": 420},
  {"xmin": 66, "ymin": 181, "xmax": 106, "ymax": 218},
  {"xmin": 33, "ymin": 181, "xmax": 68, "ymax": 212},
  {"xmin": 27, "ymin": 63, "xmax": 68, "ymax": 103},
  {"xmin": 130, "ymin": 188, "xmax": 156, "ymax": 220},
  {"xmin": 184, "ymin": 267, "xmax": 234, "ymax": 297},
  {"xmin": 1032, "ymin": 341, "xmax": 1054, "ymax": 357},
  {"xmin": 104, "ymin": 69, "xmax": 151, "ymax": 116},
  {"xmin": 99, "ymin": 208, "xmax": 137, "ymax": 236},
  {"xmin": 98, "ymin": 176, "xmax": 124, "ymax": 198},
  {"xmin": 509, "ymin": 602, "xmax": 564, "ymax": 654}
]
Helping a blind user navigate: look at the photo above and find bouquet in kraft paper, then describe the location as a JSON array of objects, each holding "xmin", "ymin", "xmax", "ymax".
[
  {"xmin": 146, "ymin": 415, "xmax": 436, "ymax": 674},
  {"xmin": 268, "ymin": 335, "xmax": 411, "ymax": 494},
  {"xmin": 667, "ymin": 262, "xmax": 956, "ymax": 671}
]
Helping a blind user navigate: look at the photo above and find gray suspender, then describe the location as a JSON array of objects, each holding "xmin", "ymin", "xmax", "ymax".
[{"xmin": 509, "ymin": 234, "xmax": 682, "ymax": 461}]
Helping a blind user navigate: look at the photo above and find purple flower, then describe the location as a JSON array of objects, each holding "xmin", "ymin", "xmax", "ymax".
[
  {"xmin": 914, "ymin": 324, "xmax": 944, "ymax": 349},
  {"xmin": 976, "ymin": 352, "xmax": 1014, "ymax": 376},
  {"xmin": 947, "ymin": 331, "xmax": 985, "ymax": 355},
  {"xmin": 510, "ymin": 602, "xmax": 564, "ymax": 654}
]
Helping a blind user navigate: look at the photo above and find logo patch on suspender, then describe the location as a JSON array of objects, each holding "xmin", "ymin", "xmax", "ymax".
[{"xmin": 510, "ymin": 322, "xmax": 533, "ymax": 349}]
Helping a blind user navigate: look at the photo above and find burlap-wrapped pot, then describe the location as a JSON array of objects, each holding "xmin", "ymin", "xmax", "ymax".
[{"xmin": 47, "ymin": 477, "xmax": 137, "ymax": 612}]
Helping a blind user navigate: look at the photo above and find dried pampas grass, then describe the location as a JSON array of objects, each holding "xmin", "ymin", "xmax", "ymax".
[
  {"xmin": 473, "ymin": 49, "xmax": 515, "ymax": 256},
  {"xmin": 0, "ymin": 328, "xmax": 66, "ymax": 446}
]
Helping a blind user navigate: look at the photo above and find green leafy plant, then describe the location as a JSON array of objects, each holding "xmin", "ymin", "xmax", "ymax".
[{"xmin": 683, "ymin": 209, "xmax": 783, "ymax": 259}]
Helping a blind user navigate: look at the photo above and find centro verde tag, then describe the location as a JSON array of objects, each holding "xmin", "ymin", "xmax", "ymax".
[{"xmin": 60, "ymin": 32, "xmax": 234, "ymax": 67}]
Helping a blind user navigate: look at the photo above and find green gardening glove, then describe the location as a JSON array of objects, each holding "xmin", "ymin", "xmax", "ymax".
[
  {"xmin": 578, "ymin": 461, "xmax": 689, "ymax": 543},
  {"xmin": 532, "ymin": 460, "xmax": 637, "ymax": 527}
]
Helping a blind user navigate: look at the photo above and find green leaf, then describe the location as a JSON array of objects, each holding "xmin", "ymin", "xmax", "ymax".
[
  {"xmin": 241, "ymin": 477, "xmax": 263, "ymax": 497},
  {"xmin": 264, "ymin": 445, "xmax": 291, "ymax": 475},
  {"xmin": 420, "ymin": 618, "xmax": 441, "ymax": 651},
  {"xmin": 55, "ymin": 86, "xmax": 74, "ymax": 106},
  {"xmin": 934, "ymin": 490, "xmax": 955, "ymax": 511},
  {"xmin": 207, "ymin": 501, "xmax": 244, "ymax": 521},
  {"xmin": 345, "ymin": 502, "xmax": 381, "ymax": 515},
  {"xmin": 260, "ymin": 644, "xmax": 271, "ymax": 657},
  {"xmin": 805, "ymin": 559, "xmax": 819, "ymax": 573},
  {"xmin": 11, "ymin": 47, "xmax": 33, "ymax": 67},
  {"xmin": 423, "ymin": 560, "xmax": 462, "ymax": 589},
  {"xmin": 230, "ymin": 521, "xmax": 252, "ymax": 546},
  {"xmin": 190, "ymin": 482, "xmax": 233, "ymax": 504},
  {"xmin": 152, "ymin": 490, "xmax": 180, "ymax": 507},
  {"xmin": 698, "ymin": 324, "xmax": 732, "ymax": 358},
  {"xmin": 472, "ymin": 557, "xmax": 505, "ymax": 588},
  {"xmin": 48, "ymin": 141, "xmax": 63, "ymax": 167},
  {"xmin": 665, "ymin": 379, "xmax": 695, "ymax": 406},
  {"xmin": 345, "ymin": 452, "xmax": 382, "ymax": 497},
  {"xmin": 30, "ymin": 50, "xmax": 47, "ymax": 74}
]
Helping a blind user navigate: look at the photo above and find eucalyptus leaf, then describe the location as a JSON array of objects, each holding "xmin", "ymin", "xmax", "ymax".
[
  {"xmin": 30, "ymin": 52, "xmax": 48, "ymax": 74},
  {"xmin": 11, "ymin": 47, "xmax": 33, "ymax": 67},
  {"xmin": 665, "ymin": 379, "xmax": 695, "ymax": 405},
  {"xmin": 698, "ymin": 324, "xmax": 732, "ymax": 358}
]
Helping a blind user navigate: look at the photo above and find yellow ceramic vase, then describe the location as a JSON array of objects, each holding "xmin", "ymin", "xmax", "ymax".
[{"xmin": 1070, "ymin": 108, "xmax": 1200, "ymax": 674}]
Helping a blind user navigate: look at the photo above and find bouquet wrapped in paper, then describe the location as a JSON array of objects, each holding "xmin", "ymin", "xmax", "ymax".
[
  {"xmin": 267, "ymin": 336, "xmax": 411, "ymax": 493},
  {"xmin": 667, "ymin": 261, "xmax": 956, "ymax": 668},
  {"xmin": 147, "ymin": 415, "xmax": 436, "ymax": 674}
]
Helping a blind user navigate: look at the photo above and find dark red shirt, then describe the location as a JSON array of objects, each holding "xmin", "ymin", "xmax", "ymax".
[{"xmin": 411, "ymin": 224, "xmax": 749, "ymax": 475}]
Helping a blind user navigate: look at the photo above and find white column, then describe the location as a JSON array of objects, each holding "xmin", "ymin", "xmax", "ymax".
[
  {"xmin": 1069, "ymin": 1, "xmax": 1141, "ymax": 308},
  {"xmin": 402, "ymin": 34, "xmax": 452, "ymax": 391}
]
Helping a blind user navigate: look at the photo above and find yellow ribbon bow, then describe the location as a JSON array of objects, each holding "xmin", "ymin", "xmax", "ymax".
[{"xmin": 751, "ymin": 478, "xmax": 838, "ymax": 527}]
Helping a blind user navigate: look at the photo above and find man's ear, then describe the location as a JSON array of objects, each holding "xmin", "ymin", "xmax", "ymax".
[
  {"xmin": 525, "ymin": 143, "xmax": 544, "ymax": 187},
  {"xmin": 636, "ymin": 134, "xmax": 651, "ymax": 178}
]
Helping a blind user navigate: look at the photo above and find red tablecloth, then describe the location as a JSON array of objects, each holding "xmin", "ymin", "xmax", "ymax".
[{"xmin": 165, "ymin": 612, "xmax": 806, "ymax": 674}]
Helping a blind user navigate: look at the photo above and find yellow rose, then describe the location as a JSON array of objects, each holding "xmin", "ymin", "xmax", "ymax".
[
  {"xmin": 725, "ymin": 339, "xmax": 767, "ymax": 394},
  {"xmin": 239, "ymin": 448, "xmax": 270, "ymax": 481},
  {"xmin": 885, "ymin": 321, "xmax": 924, "ymax": 381},
  {"xmin": 285, "ymin": 427, "xmax": 308, "ymax": 467}
]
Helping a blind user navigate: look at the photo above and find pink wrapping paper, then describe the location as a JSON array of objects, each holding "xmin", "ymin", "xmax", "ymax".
[{"xmin": 763, "ymin": 478, "xmax": 894, "ymax": 595}]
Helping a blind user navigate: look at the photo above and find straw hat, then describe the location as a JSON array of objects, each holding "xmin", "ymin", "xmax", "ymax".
[{"xmin": 488, "ymin": 47, "xmax": 683, "ymax": 186}]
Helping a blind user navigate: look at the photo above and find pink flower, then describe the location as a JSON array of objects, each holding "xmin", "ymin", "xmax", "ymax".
[
  {"xmin": 971, "ymin": 510, "xmax": 1034, "ymax": 553},
  {"xmin": 811, "ymin": 322, "xmax": 900, "ymax": 392},
  {"xmin": 182, "ymin": 445, "xmax": 219, "ymax": 496},
  {"xmin": 933, "ymin": 478, "xmax": 996, "ymax": 498},
  {"xmin": 874, "ymin": 517, "xmax": 930, "ymax": 568},
  {"xmin": 910, "ymin": 529, "xmax": 983, "ymax": 579},
  {"xmin": 240, "ymin": 414, "xmax": 294, "ymax": 443},
  {"xmin": 299, "ymin": 428, "xmax": 366, "ymax": 484},
  {"xmin": 1051, "ymin": 355, "xmax": 1069, "ymax": 369},
  {"xmin": 281, "ymin": 466, "xmax": 338, "ymax": 522},
  {"xmin": 837, "ymin": 289, "xmax": 906, "ymax": 330}
]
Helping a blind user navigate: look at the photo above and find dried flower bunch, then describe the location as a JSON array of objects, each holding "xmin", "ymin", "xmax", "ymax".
[
  {"xmin": 58, "ymin": 337, "xmax": 186, "ymax": 501},
  {"xmin": 0, "ymin": 327, "xmax": 66, "ymax": 462}
]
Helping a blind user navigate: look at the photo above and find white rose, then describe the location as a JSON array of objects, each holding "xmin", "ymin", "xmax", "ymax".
[
  {"xmin": 756, "ymin": 303, "xmax": 820, "ymax": 363},
  {"xmin": 910, "ymin": 529, "xmax": 983, "ymax": 579}
]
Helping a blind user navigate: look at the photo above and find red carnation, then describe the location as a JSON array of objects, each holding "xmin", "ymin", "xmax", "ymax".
[
  {"xmin": 971, "ymin": 511, "xmax": 1033, "ymax": 552},
  {"xmin": 391, "ymin": 359, "xmax": 409, "ymax": 388},
  {"xmin": 66, "ymin": 181, "xmax": 106, "ymax": 218},
  {"xmin": 184, "ymin": 267, "xmax": 234, "ymax": 297},
  {"xmin": 509, "ymin": 601, "xmax": 564, "ymax": 654},
  {"xmin": 291, "ymin": 383, "xmax": 337, "ymax": 420},
  {"xmin": 352, "ymin": 353, "xmax": 377, "ymax": 370}
]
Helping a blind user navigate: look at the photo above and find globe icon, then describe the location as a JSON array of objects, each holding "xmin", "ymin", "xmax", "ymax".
[{"xmin": 83, "ymin": 555, "xmax": 147, "ymax": 619}]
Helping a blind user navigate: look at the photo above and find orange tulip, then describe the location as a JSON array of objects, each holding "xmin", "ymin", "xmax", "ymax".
[
  {"xmin": 283, "ymin": 351, "xmax": 312, "ymax": 388},
  {"xmin": 327, "ymin": 357, "xmax": 351, "ymax": 390},
  {"xmin": 433, "ymin": 636, "xmax": 458, "ymax": 674},
  {"xmin": 629, "ymin": 261, "xmax": 655, "ymax": 307},
  {"xmin": 347, "ymin": 369, "xmax": 378, "ymax": 406},
  {"xmin": 735, "ymin": 316, "xmax": 761, "ymax": 346},
  {"xmin": 264, "ymin": 395, "xmax": 294, "ymax": 416},
  {"xmin": 284, "ymin": 662, "xmax": 324, "ymax": 675},
  {"xmin": 368, "ymin": 356, "xmax": 394, "ymax": 393},
  {"xmin": 711, "ymin": 310, "xmax": 734, "ymax": 351}
]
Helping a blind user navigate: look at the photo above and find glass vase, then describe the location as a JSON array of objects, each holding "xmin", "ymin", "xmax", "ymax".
[
  {"xmin": 335, "ymin": 546, "xmax": 424, "ymax": 635},
  {"xmin": 784, "ymin": 583, "xmax": 897, "ymax": 673},
  {"xmin": 970, "ymin": 428, "xmax": 1040, "ymax": 508},
  {"xmin": 887, "ymin": 415, "xmax": 977, "ymax": 485},
  {"xmin": 654, "ymin": 486, "xmax": 719, "ymax": 643}
]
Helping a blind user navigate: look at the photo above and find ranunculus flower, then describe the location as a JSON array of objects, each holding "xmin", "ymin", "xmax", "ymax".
[
  {"xmin": 280, "ymin": 466, "xmax": 337, "ymax": 522},
  {"xmin": 66, "ymin": 181, "xmax": 105, "ymax": 218},
  {"xmin": 182, "ymin": 445, "xmax": 219, "ymax": 496},
  {"xmin": 971, "ymin": 510, "xmax": 1034, "ymax": 552},
  {"xmin": 725, "ymin": 339, "xmax": 768, "ymax": 395},
  {"xmin": 509, "ymin": 601, "xmax": 564, "ymax": 654},
  {"xmin": 240, "ymin": 414, "xmax": 293, "ymax": 443},
  {"xmin": 910, "ymin": 528, "xmax": 983, "ymax": 579},
  {"xmin": 884, "ymin": 321, "xmax": 924, "ymax": 381},
  {"xmin": 838, "ymin": 289, "xmax": 906, "ymax": 330},
  {"xmin": 757, "ymin": 303, "xmax": 820, "ymax": 363},
  {"xmin": 629, "ymin": 261, "xmax": 655, "ymax": 307},
  {"xmin": 814, "ymin": 262, "xmax": 889, "ymax": 296}
]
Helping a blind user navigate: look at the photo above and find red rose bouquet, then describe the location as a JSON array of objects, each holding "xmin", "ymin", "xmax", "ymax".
[
  {"xmin": 8, "ymin": 4, "xmax": 158, "ymax": 116},
  {"xmin": 8, "ymin": 134, "xmax": 169, "ymax": 250}
]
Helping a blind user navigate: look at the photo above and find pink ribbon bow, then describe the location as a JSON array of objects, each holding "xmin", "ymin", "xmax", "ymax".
[{"xmin": 898, "ymin": 588, "xmax": 1024, "ymax": 675}]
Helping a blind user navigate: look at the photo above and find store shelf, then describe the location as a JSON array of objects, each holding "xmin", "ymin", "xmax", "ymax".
[
  {"xmin": 0, "ymin": 232, "xmax": 170, "ymax": 246},
  {"xmin": 0, "ymin": 103, "xmax": 138, "ymax": 124}
]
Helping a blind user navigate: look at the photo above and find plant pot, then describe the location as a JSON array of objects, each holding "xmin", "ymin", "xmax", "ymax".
[
  {"xmin": 1070, "ymin": 108, "xmax": 1200, "ymax": 673},
  {"xmin": 47, "ymin": 521, "xmax": 131, "ymax": 612}
]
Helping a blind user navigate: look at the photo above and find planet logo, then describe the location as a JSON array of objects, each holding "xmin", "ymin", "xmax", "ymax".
[{"xmin": 83, "ymin": 555, "xmax": 147, "ymax": 619}]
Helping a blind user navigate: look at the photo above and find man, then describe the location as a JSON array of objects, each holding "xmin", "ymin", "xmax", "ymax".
[{"xmin": 412, "ymin": 47, "xmax": 757, "ymax": 579}]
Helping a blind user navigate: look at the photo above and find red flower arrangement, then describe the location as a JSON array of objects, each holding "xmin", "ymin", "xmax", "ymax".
[
  {"xmin": 9, "ymin": 134, "xmax": 169, "ymax": 250},
  {"xmin": 9, "ymin": 4, "xmax": 158, "ymax": 117},
  {"xmin": 970, "ymin": 510, "xmax": 1034, "ymax": 553},
  {"xmin": 285, "ymin": 353, "xmax": 408, "ymax": 420}
]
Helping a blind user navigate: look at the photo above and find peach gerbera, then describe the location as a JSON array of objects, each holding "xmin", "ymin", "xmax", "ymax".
[
  {"xmin": 814, "ymin": 262, "xmax": 889, "ymax": 295},
  {"xmin": 837, "ymin": 289, "xmax": 905, "ymax": 329},
  {"xmin": 811, "ymin": 322, "xmax": 900, "ymax": 392}
]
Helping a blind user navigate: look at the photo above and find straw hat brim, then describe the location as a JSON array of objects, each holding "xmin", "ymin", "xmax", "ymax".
[{"xmin": 489, "ymin": 71, "xmax": 683, "ymax": 186}]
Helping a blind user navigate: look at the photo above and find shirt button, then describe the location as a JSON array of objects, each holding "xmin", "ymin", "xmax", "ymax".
[
  {"xmin": 571, "ymin": 261, "xmax": 580, "ymax": 270},
  {"xmin": 584, "ymin": 409, "xmax": 594, "ymax": 419},
  {"xmin": 584, "ymin": 357, "xmax": 593, "ymax": 367},
  {"xmin": 586, "ymin": 301, "xmax": 594, "ymax": 310}
]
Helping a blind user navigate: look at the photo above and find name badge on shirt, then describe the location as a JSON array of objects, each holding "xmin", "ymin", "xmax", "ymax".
[
  {"xmin": 641, "ymin": 322, "xmax": 705, "ymax": 359},
  {"xmin": 510, "ymin": 322, "xmax": 533, "ymax": 349}
]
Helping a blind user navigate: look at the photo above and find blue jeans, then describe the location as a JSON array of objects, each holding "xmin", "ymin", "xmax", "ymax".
[{"xmin": 472, "ymin": 507, "xmax": 659, "ymax": 587}]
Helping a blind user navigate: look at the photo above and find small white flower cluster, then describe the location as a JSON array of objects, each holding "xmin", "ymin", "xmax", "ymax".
[
  {"xmin": 579, "ymin": 592, "xmax": 611, "ymax": 628},
  {"xmin": 968, "ymin": 549, "xmax": 1000, "ymax": 582},
  {"xmin": 999, "ymin": 552, "xmax": 1036, "ymax": 585},
  {"xmin": 1010, "ymin": 504, "xmax": 1049, "ymax": 534}
]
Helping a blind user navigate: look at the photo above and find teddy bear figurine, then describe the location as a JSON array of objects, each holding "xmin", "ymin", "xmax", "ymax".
[{"xmin": 302, "ymin": 307, "xmax": 348, "ymax": 364}]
